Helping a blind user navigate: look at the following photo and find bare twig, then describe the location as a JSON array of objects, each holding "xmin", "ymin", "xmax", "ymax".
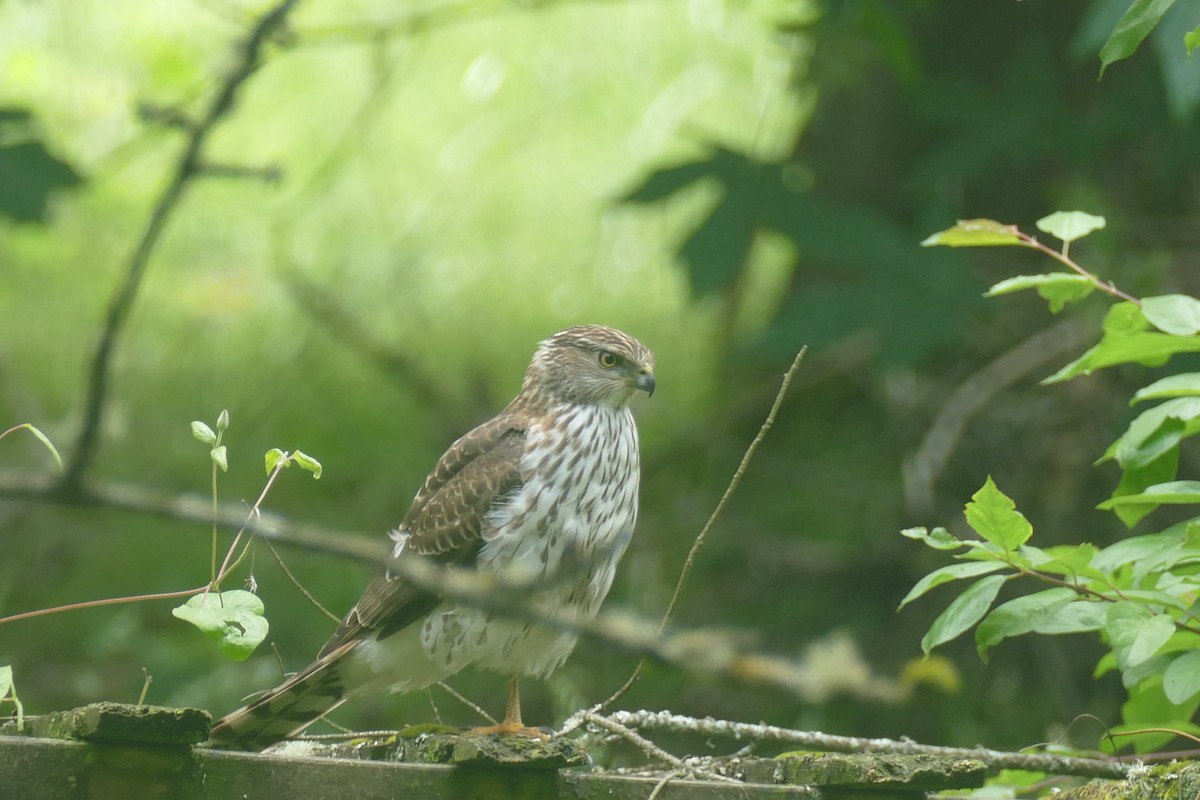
[
  {"xmin": 902, "ymin": 319, "xmax": 1093, "ymax": 516},
  {"xmin": 600, "ymin": 710, "xmax": 1132, "ymax": 780},
  {"xmin": 434, "ymin": 682, "xmax": 497, "ymax": 725},
  {"xmin": 576, "ymin": 709, "xmax": 739, "ymax": 784},
  {"xmin": 62, "ymin": 0, "xmax": 302, "ymax": 493},
  {"xmin": 262, "ymin": 538, "xmax": 341, "ymax": 623},
  {"xmin": 602, "ymin": 348, "xmax": 806, "ymax": 708},
  {"xmin": 1016, "ymin": 231, "xmax": 1141, "ymax": 306}
]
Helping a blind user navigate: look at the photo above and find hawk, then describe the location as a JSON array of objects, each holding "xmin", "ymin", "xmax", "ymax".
[{"xmin": 209, "ymin": 324, "xmax": 655, "ymax": 749}]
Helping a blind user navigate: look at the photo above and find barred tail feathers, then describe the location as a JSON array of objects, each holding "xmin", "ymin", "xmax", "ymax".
[{"xmin": 207, "ymin": 643, "xmax": 353, "ymax": 751}]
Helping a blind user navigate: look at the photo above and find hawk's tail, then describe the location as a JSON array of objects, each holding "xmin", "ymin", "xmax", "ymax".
[{"xmin": 207, "ymin": 644, "xmax": 353, "ymax": 751}]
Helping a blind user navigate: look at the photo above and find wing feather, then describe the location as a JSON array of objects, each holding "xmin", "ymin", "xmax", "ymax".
[{"xmin": 317, "ymin": 415, "xmax": 526, "ymax": 657}]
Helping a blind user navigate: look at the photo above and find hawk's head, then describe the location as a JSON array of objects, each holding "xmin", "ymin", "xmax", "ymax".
[{"xmin": 524, "ymin": 325, "xmax": 656, "ymax": 407}]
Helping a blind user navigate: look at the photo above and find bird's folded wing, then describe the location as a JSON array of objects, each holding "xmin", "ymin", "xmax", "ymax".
[{"xmin": 317, "ymin": 417, "xmax": 526, "ymax": 657}]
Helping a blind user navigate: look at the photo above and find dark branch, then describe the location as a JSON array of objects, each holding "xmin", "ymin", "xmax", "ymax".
[{"xmin": 62, "ymin": 0, "xmax": 302, "ymax": 495}]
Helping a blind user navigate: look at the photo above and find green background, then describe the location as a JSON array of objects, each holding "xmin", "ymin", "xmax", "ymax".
[{"xmin": 3, "ymin": 0, "xmax": 1199, "ymax": 755}]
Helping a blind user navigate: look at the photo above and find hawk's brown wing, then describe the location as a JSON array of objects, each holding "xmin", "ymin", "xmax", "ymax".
[{"xmin": 317, "ymin": 415, "xmax": 526, "ymax": 658}]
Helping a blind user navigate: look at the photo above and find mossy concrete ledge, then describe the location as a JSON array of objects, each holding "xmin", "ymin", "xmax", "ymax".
[
  {"xmin": 751, "ymin": 752, "xmax": 987, "ymax": 791},
  {"xmin": 1, "ymin": 702, "xmax": 211, "ymax": 745},
  {"xmin": 0, "ymin": 703, "xmax": 991, "ymax": 799},
  {"xmin": 1058, "ymin": 761, "xmax": 1200, "ymax": 799}
]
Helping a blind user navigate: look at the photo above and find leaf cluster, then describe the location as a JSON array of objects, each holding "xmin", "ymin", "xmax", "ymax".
[{"xmin": 908, "ymin": 213, "xmax": 1200, "ymax": 753}]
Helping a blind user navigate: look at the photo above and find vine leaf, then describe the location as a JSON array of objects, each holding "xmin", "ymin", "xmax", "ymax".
[
  {"xmin": 920, "ymin": 219, "xmax": 1026, "ymax": 248},
  {"xmin": 920, "ymin": 574, "xmax": 1006, "ymax": 654},
  {"xmin": 173, "ymin": 590, "xmax": 269, "ymax": 661},
  {"xmin": 1035, "ymin": 211, "xmax": 1106, "ymax": 244}
]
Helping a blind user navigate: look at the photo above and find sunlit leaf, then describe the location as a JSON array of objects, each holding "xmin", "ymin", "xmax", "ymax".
[
  {"xmin": 920, "ymin": 574, "xmax": 1006, "ymax": 654},
  {"xmin": 964, "ymin": 476, "xmax": 1032, "ymax": 550},
  {"xmin": 1106, "ymin": 601, "xmax": 1175, "ymax": 671},
  {"xmin": 976, "ymin": 588, "xmax": 1076, "ymax": 660},
  {"xmin": 1044, "ymin": 302, "xmax": 1200, "ymax": 383},
  {"xmin": 172, "ymin": 590, "xmax": 269, "ymax": 661},
  {"xmin": 1035, "ymin": 211, "xmax": 1107, "ymax": 243},
  {"xmin": 1113, "ymin": 398, "xmax": 1200, "ymax": 469},
  {"xmin": 1163, "ymin": 650, "xmax": 1200, "ymax": 703},
  {"xmin": 1099, "ymin": 0, "xmax": 1178, "ymax": 76},
  {"xmin": 1107, "ymin": 449, "xmax": 1180, "ymax": 527},
  {"xmin": 291, "ymin": 449, "xmax": 323, "ymax": 479},
  {"xmin": 1031, "ymin": 601, "xmax": 1107, "ymax": 635},
  {"xmin": 1187, "ymin": 25, "xmax": 1200, "ymax": 55},
  {"xmin": 985, "ymin": 273, "xmax": 1095, "ymax": 313},
  {"xmin": 1099, "ymin": 480, "xmax": 1200, "ymax": 511},
  {"xmin": 920, "ymin": 218, "xmax": 1027, "ymax": 248},
  {"xmin": 1132, "ymin": 373, "xmax": 1200, "ymax": 404},
  {"xmin": 0, "ymin": 665, "xmax": 12, "ymax": 699},
  {"xmin": 1093, "ymin": 533, "xmax": 1181, "ymax": 572},
  {"xmin": 191, "ymin": 421, "xmax": 216, "ymax": 445},
  {"xmin": 265, "ymin": 448, "xmax": 286, "ymax": 476},
  {"xmin": 210, "ymin": 445, "xmax": 228, "ymax": 472},
  {"xmin": 1143, "ymin": 294, "xmax": 1200, "ymax": 335},
  {"xmin": 899, "ymin": 526, "xmax": 961, "ymax": 551},
  {"xmin": 898, "ymin": 561, "xmax": 1007, "ymax": 610}
]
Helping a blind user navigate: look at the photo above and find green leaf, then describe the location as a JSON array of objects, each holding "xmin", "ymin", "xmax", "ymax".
[
  {"xmin": 1031, "ymin": 601, "xmax": 1108, "ymax": 635},
  {"xmin": 291, "ymin": 449, "xmax": 323, "ymax": 479},
  {"xmin": 1044, "ymin": 302, "xmax": 1200, "ymax": 383},
  {"xmin": 1099, "ymin": 0, "xmax": 1179, "ymax": 76},
  {"xmin": 1132, "ymin": 373, "xmax": 1200, "ymax": 404},
  {"xmin": 1106, "ymin": 449, "xmax": 1180, "ymax": 528},
  {"xmin": 265, "ymin": 448, "xmax": 286, "ymax": 476},
  {"xmin": 898, "ymin": 561, "xmax": 1007, "ymax": 610},
  {"xmin": 191, "ymin": 421, "xmax": 217, "ymax": 445},
  {"xmin": 1187, "ymin": 24, "xmax": 1200, "ymax": 55},
  {"xmin": 1143, "ymin": 294, "xmax": 1200, "ymax": 335},
  {"xmin": 172, "ymin": 590, "xmax": 269, "ymax": 661},
  {"xmin": 964, "ymin": 477, "xmax": 1033, "ymax": 550},
  {"xmin": 1112, "ymin": 678, "xmax": 1200, "ymax": 754},
  {"xmin": 1106, "ymin": 601, "xmax": 1175, "ymax": 671},
  {"xmin": 920, "ymin": 218, "xmax": 1028, "ymax": 248},
  {"xmin": 1113, "ymin": 397, "xmax": 1200, "ymax": 469},
  {"xmin": 1093, "ymin": 533, "xmax": 1181, "ymax": 571},
  {"xmin": 1163, "ymin": 650, "xmax": 1200, "ymax": 703},
  {"xmin": 0, "ymin": 664, "xmax": 22, "ymax": 731},
  {"xmin": 899, "ymin": 526, "xmax": 962, "ymax": 551},
  {"xmin": 1035, "ymin": 211, "xmax": 1107, "ymax": 244},
  {"xmin": 19, "ymin": 424, "xmax": 63, "ymax": 473},
  {"xmin": 1099, "ymin": 480, "xmax": 1200, "ymax": 511},
  {"xmin": 984, "ymin": 273, "xmax": 1095, "ymax": 313},
  {"xmin": 975, "ymin": 587, "xmax": 1076, "ymax": 660},
  {"xmin": 920, "ymin": 574, "xmax": 1007, "ymax": 655},
  {"xmin": 210, "ymin": 445, "xmax": 228, "ymax": 473}
]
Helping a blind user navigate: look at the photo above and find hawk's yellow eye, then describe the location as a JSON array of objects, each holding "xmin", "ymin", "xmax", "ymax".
[{"xmin": 598, "ymin": 351, "xmax": 619, "ymax": 368}]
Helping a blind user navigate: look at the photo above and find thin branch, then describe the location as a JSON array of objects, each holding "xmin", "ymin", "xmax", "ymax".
[
  {"xmin": 1016, "ymin": 231, "xmax": 1141, "ymax": 306},
  {"xmin": 61, "ymin": 0, "xmax": 302, "ymax": 494},
  {"xmin": 598, "ymin": 710, "xmax": 1132, "ymax": 780},
  {"xmin": 576, "ymin": 709, "xmax": 739, "ymax": 783},
  {"xmin": 262, "ymin": 538, "xmax": 341, "ymax": 624},
  {"xmin": 602, "ymin": 348, "xmax": 806, "ymax": 708},
  {"xmin": 434, "ymin": 682, "xmax": 497, "ymax": 725},
  {"xmin": 902, "ymin": 319, "xmax": 1093, "ymax": 516},
  {"xmin": 0, "ymin": 470, "xmax": 871, "ymax": 705}
]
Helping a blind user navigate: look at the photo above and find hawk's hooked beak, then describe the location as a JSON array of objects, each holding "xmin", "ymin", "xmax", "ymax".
[{"xmin": 634, "ymin": 370, "xmax": 656, "ymax": 397}]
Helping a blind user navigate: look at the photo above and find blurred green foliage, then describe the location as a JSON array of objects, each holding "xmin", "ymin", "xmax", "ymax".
[{"xmin": 2, "ymin": 0, "xmax": 1200, "ymax": 760}]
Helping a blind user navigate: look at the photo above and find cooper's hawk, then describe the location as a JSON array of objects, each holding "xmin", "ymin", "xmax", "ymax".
[{"xmin": 209, "ymin": 325, "xmax": 655, "ymax": 749}]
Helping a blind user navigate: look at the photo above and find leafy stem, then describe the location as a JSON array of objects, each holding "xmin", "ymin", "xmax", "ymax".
[{"xmin": 1015, "ymin": 230, "xmax": 1141, "ymax": 306}]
